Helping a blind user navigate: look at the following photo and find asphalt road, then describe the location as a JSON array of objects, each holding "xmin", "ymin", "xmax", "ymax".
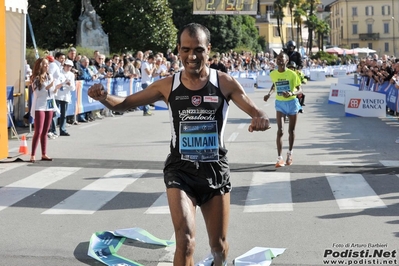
[{"xmin": 1, "ymin": 75, "xmax": 399, "ymax": 266}]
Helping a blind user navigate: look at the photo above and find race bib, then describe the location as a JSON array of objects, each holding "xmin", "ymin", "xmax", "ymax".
[
  {"xmin": 47, "ymin": 99, "xmax": 54, "ymax": 109},
  {"xmin": 275, "ymin": 80, "xmax": 290, "ymax": 96},
  {"xmin": 179, "ymin": 121, "xmax": 219, "ymax": 162}
]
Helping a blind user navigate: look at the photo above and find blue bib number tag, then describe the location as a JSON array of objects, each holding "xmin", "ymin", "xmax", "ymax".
[{"xmin": 179, "ymin": 121, "xmax": 219, "ymax": 162}]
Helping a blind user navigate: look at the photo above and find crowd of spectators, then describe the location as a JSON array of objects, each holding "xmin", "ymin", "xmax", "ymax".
[
  {"xmin": 356, "ymin": 54, "xmax": 399, "ymax": 86},
  {"xmin": 25, "ymin": 46, "xmax": 399, "ymax": 138}
]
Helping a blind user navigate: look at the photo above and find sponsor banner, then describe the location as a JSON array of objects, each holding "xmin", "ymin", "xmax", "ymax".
[
  {"xmin": 64, "ymin": 78, "xmax": 143, "ymax": 117},
  {"xmin": 310, "ymin": 70, "xmax": 326, "ymax": 81},
  {"xmin": 328, "ymin": 83, "xmax": 359, "ymax": 104},
  {"xmin": 333, "ymin": 69, "xmax": 347, "ymax": 78},
  {"xmin": 345, "ymin": 91, "xmax": 386, "ymax": 117},
  {"xmin": 6, "ymin": 86, "xmax": 13, "ymax": 127},
  {"xmin": 386, "ymin": 83, "xmax": 399, "ymax": 113},
  {"xmin": 236, "ymin": 78, "xmax": 255, "ymax": 93}
]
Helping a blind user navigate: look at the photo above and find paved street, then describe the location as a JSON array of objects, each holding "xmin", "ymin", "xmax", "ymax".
[{"xmin": 1, "ymin": 75, "xmax": 399, "ymax": 266}]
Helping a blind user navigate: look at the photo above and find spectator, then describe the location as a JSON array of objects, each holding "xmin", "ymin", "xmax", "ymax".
[
  {"xmin": 48, "ymin": 52, "xmax": 66, "ymax": 138},
  {"xmin": 132, "ymin": 60, "xmax": 141, "ymax": 79},
  {"xmin": 113, "ymin": 59, "xmax": 125, "ymax": 78},
  {"xmin": 210, "ymin": 55, "xmax": 227, "ymax": 73},
  {"xmin": 111, "ymin": 54, "xmax": 120, "ymax": 72},
  {"xmin": 29, "ymin": 57, "xmax": 61, "ymax": 163},
  {"xmin": 140, "ymin": 54, "xmax": 156, "ymax": 116},
  {"xmin": 123, "ymin": 57, "xmax": 138, "ymax": 79},
  {"xmin": 94, "ymin": 54, "xmax": 106, "ymax": 79},
  {"xmin": 78, "ymin": 57, "xmax": 97, "ymax": 82},
  {"xmin": 53, "ymin": 59, "xmax": 76, "ymax": 136},
  {"xmin": 104, "ymin": 57, "xmax": 114, "ymax": 78},
  {"xmin": 168, "ymin": 61, "xmax": 180, "ymax": 75},
  {"xmin": 77, "ymin": 57, "xmax": 97, "ymax": 122},
  {"xmin": 67, "ymin": 47, "xmax": 79, "ymax": 77}
]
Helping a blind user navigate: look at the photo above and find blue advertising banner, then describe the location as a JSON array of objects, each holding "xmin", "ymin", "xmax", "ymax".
[
  {"xmin": 6, "ymin": 86, "xmax": 14, "ymax": 127},
  {"xmin": 386, "ymin": 84, "xmax": 399, "ymax": 112}
]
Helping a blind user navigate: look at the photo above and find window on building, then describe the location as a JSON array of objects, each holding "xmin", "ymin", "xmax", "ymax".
[
  {"xmin": 352, "ymin": 24, "xmax": 358, "ymax": 34},
  {"xmin": 368, "ymin": 43, "xmax": 373, "ymax": 49},
  {"xmin": 382, "ymin": 5, "xmax": 390, "ymax": 16},
  {"xmin": 384, "ymin": 23, "xmax": 390, "ymax": 34},
  {"xmin": 351, "ymin": 43, "xmax": 359, "ymax": 49},
  {"xmin": 385, "ymin": 42, "xmax": 389, "ymax": 52},
  {"xmin": 367, "ymin": 24, "xmax": 373, "ymax": 33},
  {"xmin": 341, "ymin": 26, "xmax": 344, "ymax": 39},
  {"xmin": 365, "ymin": 6, "xmax": 374, "ymax": 16},
  {"xmin": 352, "ymin": 7, "xmax": 358, "ymax": 16},
  {"xmin": 266, "ymin": 5, "xmax": 274, "ymax": 14},
  {"xmin": 273, "ymin": 27, "xmax": 280, "ymax": 37}
]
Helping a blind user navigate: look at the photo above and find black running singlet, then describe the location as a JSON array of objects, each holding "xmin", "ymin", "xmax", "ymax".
[{"xmin": 168, "ymin": 69, "xmax": 229, "ymax": 162}]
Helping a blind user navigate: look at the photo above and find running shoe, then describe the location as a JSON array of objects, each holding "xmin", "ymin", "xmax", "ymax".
[
  {"xmin": 286, "ymin": 153, "xmax": 293, "ymax": 166},
  {"xmin": 275, "ymin": 158, "xmax": 285, "ymax": 168},
  {"xmin": 47, "ymin": 132, "xmax": 56, "ymax": 139}
]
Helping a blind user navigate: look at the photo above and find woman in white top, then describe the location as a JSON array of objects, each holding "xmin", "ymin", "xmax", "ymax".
[{"xmin": 29, "ymin": 58, "xmax": 61, "ymax": 163}]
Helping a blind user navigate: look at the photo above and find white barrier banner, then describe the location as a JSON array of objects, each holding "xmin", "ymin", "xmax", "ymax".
[
  {"xmin": 236, "ymin": 78, "xmax": 255, "ymax": 93},
  {"xmin": 257, "ymin": 74, "xmax": 273, "ymax": 89},
  {"xmin": 310, "ymin": 70, "xmax": 326, "ymax": 81},
  {"xmin": 328, "ymin": 83, "xmax": 359, "ymax": 104},
  {"xmin": 345, "ymin": 91, "xmax": 386, "ymax": 117},
  {"xmin": 338, "ymin": 76, "xmax": 357, "ymax": 85},
  {"xmin": 333, "ymin": 69, "xmax": 347, "ymax": 77}
]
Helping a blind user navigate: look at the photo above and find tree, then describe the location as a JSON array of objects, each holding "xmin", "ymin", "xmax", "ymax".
[
  {"xmin": 92, "ymin": 0, "xmax": 177, "ymax": 54},
  {"xmin": 293, "ymin": 8, "xmax": 306, "ymax": 48},
  {"xmin": 301, "ymin": 0, "xmax": 320, "ymax": 55},
  {"xmin": 315, "ymin": 19, "xmax": 330, "ymax": 51},
  {"xmin": 26, "ymin": 0, "xmax": 264, "ymax": 54},
  {"xmin": 168, "ymin": 0, "xmax": 263, "ymax": 52},
  {"xmin": 27, "ymin": 0, "xmax": 78, "ymax": 49},
  {"xmin": 287, "ymin": 0, "xmax": 301, "ymax": 41},
  {"xmin": 273, "ymin": 0, "xmax": 287, "ymax": 47}
]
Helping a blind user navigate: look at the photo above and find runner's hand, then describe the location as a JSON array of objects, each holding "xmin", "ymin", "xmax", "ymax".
[
  {"xmin": 248, "ymin": 116, "xmax": 271, "ymax": 132},
  {"xmin": 88, "ymin": 83, "xmax": 107, "ymax": 101},
  {"xmin": 264, "ymin": 94, "xmax": 270, "ymax": 102}
]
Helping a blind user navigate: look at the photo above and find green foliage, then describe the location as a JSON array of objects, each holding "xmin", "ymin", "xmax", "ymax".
[
  {"xmin": 27, "ymin": 0, "xmax": 78, "ymax": 49},
  {"xmin": 310, "ymin": 51, "xmax": 337, "ymax": 65},
  {"xmin": 168, "ymin": 0, "xmax": 262, "ymax": 53},
  {"xmin": 93, "ymin": 0, "xmax": 177, "ymax": 54},
  {"xmin": 25, "ymin": 47, "xmax": 46, "ymax": 68},
  {"xmin": 73, "ymin": 46, "xmax": 97, "ymax": 58},
  {"xmin": 25, "ymin": 0, "xmax": 269, "ymax": 55}
]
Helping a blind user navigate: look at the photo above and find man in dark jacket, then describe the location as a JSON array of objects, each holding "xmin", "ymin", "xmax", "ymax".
[
  {"xmin": 210, "ymin": 55, "xmax": 227, "ymax": 73},
  {"xmin": 284, "ymin": 40, "xmax": 303, "ymax": 70}
]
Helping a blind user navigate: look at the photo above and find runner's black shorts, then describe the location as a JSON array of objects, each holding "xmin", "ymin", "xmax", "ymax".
[{"xmin": 163, "ymin": 154, "xmax": 231, "ymax": 206}]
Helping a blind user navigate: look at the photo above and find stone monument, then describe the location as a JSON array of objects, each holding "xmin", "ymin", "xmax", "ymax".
[{"xmin": 76, "ymin": 0, "xmax": 110, "ymax": 55}]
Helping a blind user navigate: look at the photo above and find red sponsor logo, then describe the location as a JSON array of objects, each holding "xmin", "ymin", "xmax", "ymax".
[
  {"xmin": 347, "ymin": 98, "xmax": 361, "ymax": 108},
  {"xmin": 331, "ymin": 89, "xmax": 339, "ymax": 97},
  {"xmin": 204, "ymin": 96, "xmax": 218, "ymax": 103},
  {"xmin": 192, "ymin": 96, "xmax": 202, "ymax": 106}
]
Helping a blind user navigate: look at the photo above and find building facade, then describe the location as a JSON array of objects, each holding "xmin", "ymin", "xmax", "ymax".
[
  {"xmin": 255, "ymin": 0, "xmax": 326, "ymax": 55},
  {"xmin": 328, "ymin": 0, "xmax": 399, "ymax": 56},
  {"xmin": 256, "ymin": 0, "xmax": 298, "ymax": 54}
]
